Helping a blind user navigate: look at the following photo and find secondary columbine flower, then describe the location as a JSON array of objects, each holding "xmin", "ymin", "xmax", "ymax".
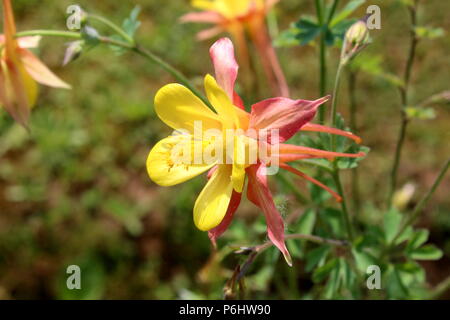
[
  {"xmin": 0, "ymin": 0, "xmax": 70, "ymax": 128},
  {"xmin": 147, "ymin": 38, "xmax": 364, "ymax": 266},
  {"xmin": 180, "ymin": 0, "xmax": 289, "ymax": 97}
]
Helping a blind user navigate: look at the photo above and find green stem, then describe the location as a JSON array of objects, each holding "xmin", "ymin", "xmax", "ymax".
[
  {"xmin": 391, "ymin": 158, "xmax": 450, "ymax": 245},
  {"xmin": 329, "ymin": 60, "xmax": 353, "ymax": 241},
  {"xmin": 330, "ymin": 63, "xmax": 344, "ymax": 130},
  {"xmin": 88, "ymin": 14, "xmax": 135, "ymax": 44},
  {"xmin": 348, "ymin": 71, "xmax": 361, "ymax": 212},
  {"xmin": 318, "ymin": 33, "xmax": 327, "ymax": 123},
  {"xmin": 326, "ymin": 0, "xmax": 340, "ymax": 24},
  {"xmin": 387, "ymin": 2, "xmax": 419, "ymax": 208},
  {"xmin": 348, "ymin": 71, "xmax": 358, "ymax": 131},
  {"xmin": 131, "ymin": 45, "xmax": 212, "ymax": 108},
  {"xmin": 332, "ymin": 168, "xmax": 354, "ymax": 241},
  {"xmin": 315, "ymin": 0, "xmax": 326, "ymax": 123},
  {"xmin": 15, "ymin": 29, "xmax": 211, "ymax": 108},
  {"xmin": 315, "ymin": 0, "xmax": 340, "ymax": 123},
  {"xmin": 16, "ymin": 30, "xmax": 81, "ymax": 39}
]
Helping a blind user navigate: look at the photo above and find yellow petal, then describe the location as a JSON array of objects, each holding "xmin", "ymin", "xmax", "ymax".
[
  {"xmin": 147, "ymin": 134, "xmax": 216, "ymax": 186},
  {"xmin": 155, "ymin": 83, "xmax": 222, "ymax": 133},
  {"xmin": 0, "ymin": 57, "xmax": 38, "ymax": 127},
  {"xmin": 19, "ymin": 49, "xmax": 71, "ymax": 89},
  {"xmin": 204, "ymin": 74, "xmax": 239, "ymax": 129},
  {"xmin": 192, "ymin": 0, "xmax": 215, "ymax": 11},
  {"xmin": 231, "ymin": 134, "xmax": 246, "ymax": 192},
  {"xmin": 194, "ymin": 164, "xmax": 234, "ymax": 231}
]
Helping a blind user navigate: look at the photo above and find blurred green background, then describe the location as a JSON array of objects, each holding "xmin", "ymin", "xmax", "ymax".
[{"xmin": 0, "ymin": 0, "xmax": 449, "ymax": 299}]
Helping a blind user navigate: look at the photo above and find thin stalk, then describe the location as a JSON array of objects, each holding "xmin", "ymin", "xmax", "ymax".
[
  {"xmin": 15, "ymin": 29, "xmax": 211, "ymax": 108},
  {"xmin": 348, "ymin": 71, "xmax": 358, "ymax": 131},
  {"xmin": 328, "ymin": 60, "xmax": 353, "ymax": 241},
  {"xmin": 391, "ymin": 158, "xmax": 450, "ymax": 245},
  {"xmin": 387, "ymin": 2, "xmax": 419, "ymax": 207},
  {"xmin": 348, "ymin": 71, "xmax": 361, "ymax": 211},
  {"xmin": 330, "ymin": 63, "xmax": 344, "ymax": 130},
  {"xmin": 16, "ymin": 30, "xmax": 81, "ymax": 39},
  {"xmin": 315, "ymin": 0, "xmax": 326, "ymax": 122},
  {"xmin": 316, "ymin": 0, "xmax": 340, "ymax": 123},
  {"xmin": 88, "ymin": 13, "xmax": 135, "ymax": 44},
  {"xmin": 332, "ymin": 168, "xmax": 354, "ymax": 241},
  {"xmin": 235, "ymin": 232, "xmax": 348, "ymax": 280},
  {"xmin": 131, "ymin": 45, "xmax": 212, "ymax": 108},
  {"xmin": 326, "ymin": 0, "xmax": 340, "ymax": 24},
  {"xmin": 318, "ymin": 33, "xmax": 327, "ymax": 123}
]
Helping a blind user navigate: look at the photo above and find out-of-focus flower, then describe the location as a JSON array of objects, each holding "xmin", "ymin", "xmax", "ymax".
[
  {"xmin": 146, "ymin": 38, "xmax": 365, "ymax": 266},
  {"xmin": 0, "ymin": 0, "xmax": 70, "ymax": 128},
  {"xmin": 180, "ymin": 0, "xmax": 289, "ymax": 97},
  {"xmin": 341, "ymin": 20, "xmax": 370, "ymax": 65},
  {"xmin": 393, "ymin": 183, "xmax": 416, "ymax": 211}
]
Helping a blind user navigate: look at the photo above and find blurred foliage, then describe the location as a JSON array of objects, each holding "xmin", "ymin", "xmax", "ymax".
[{"xmin": 0, "ymin": 0, "xmax": 449, "ymax": 300}]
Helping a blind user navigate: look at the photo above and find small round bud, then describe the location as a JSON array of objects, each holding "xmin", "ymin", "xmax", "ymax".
[
  {"xmin": 341, "ymin": 20, "xmax": 370, "ymax": 65},
  {"xmin": 345, "ymin": 20, "xmax": 369, "ymax": 46}
]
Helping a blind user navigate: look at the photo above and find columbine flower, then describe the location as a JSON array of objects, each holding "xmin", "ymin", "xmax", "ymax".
[
  {"xmin": 0, "ymin": 0, "xmax": 70, "ymax": 128},
  {"xmin": 147, "ymin": 38, "xmax": 364, "ymax": 266},
  {"xmin": 180, "ymin": 0, "xmax": 289, "ymax": 97}
]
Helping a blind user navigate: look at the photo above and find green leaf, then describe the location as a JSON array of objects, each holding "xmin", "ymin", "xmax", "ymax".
[
  {"xmin": 405, "ymin": 106, "xmax": 436, "ymax": 120},
  {"xmin": 349, "ymin": 54, "xmax": 405, "ymax": 87},
  {"xmin": 352, "ymin": 248, "xmax": 378, "ymax": 273},
  {"xmin": 414, "ymin": 26, "xmax": 445, "ymax": 40},
  {"xmin": 337, "ymin": 145, "xmax": 370, "ymax": 170},
  {"xmin": 122, "ymin": 6, "xmax": 141, "ymax": 37},
  {"xmin": 409, "ymin": 245, "xmax": 443, "ymax": 260},
  {"xmin": 275, "ymin": 16, "xmax": 321, "ymax": 47},
  {"xmin": 406, "ymin": 229, "xmax": 429, "ymax": 252},
  {"xmin": 324, "ymin": 28, "xmax": 335, "ymax": 46},
  {"xmin": 312, "ymin": 258, "xmax": 338, "ymax": 283},
  {"xmin": 396, "ymin": 261, "xmax": 426, "ymax": 297},
  {"xmin": 297, "ymin": 209, "xmax": 316, "ymax": 235},
  {"xmin": 329, "ymin": 19, "xmax": 357, "ymax": 43},
  {"xmin": 287, "ymin": 239, "xmax": 303, "ymax": 259},
  {"xmin": 386, "ymin": 264, "xmax": 409, "ymax": 299},
  {"xmin": 295, "ymin": 17, "xmax": 322, "ymax": 45},
  {"xmin": 275, "ymin": 28, "xmax": 303, "ymax": 47},
  {"xmin": 319, "ymin": 208, "xmax": 345, "ymax": 238},
  {"xmin": 309, "ymin": 174, "xmax": 334, "ymax": 204},
  {"xmin": 395, "ymin": 225, "xmax": 414, "ymax": 245},
  {"xmin": 383, "ymin": 208, "xmax": 402, "ymax": 243},
  {"xmin": 331, "ymin": 0, "xmax": 366, "ymax": 27},
  {"xmin": 305, "ymin": 245, "xmax": 330, "ymax": 272},
  {"xmin": 323, "ymin": 261, "xmax": 341, "ymax": 299},
  {"xmin": 398, "ymin": 0, "xmax": 414, "ymax": 7}
]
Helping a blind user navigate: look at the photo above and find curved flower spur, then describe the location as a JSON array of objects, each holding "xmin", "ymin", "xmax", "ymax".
[{"xmin": 146, "ymin": 38, "xmax": 365, "ymax": 266}]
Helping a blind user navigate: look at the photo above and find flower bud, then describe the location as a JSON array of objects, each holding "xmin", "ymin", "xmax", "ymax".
[
  {"xmin": 346, "ymin": 21, "xmax": 369, "ymax": 46},
  {"xmin": 341, "ymin": 20, "xmax": 370, "ymax": 65},
  {"xmin": 63, "ymin": 40, "xmax": 84, "ymax": 66}
]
